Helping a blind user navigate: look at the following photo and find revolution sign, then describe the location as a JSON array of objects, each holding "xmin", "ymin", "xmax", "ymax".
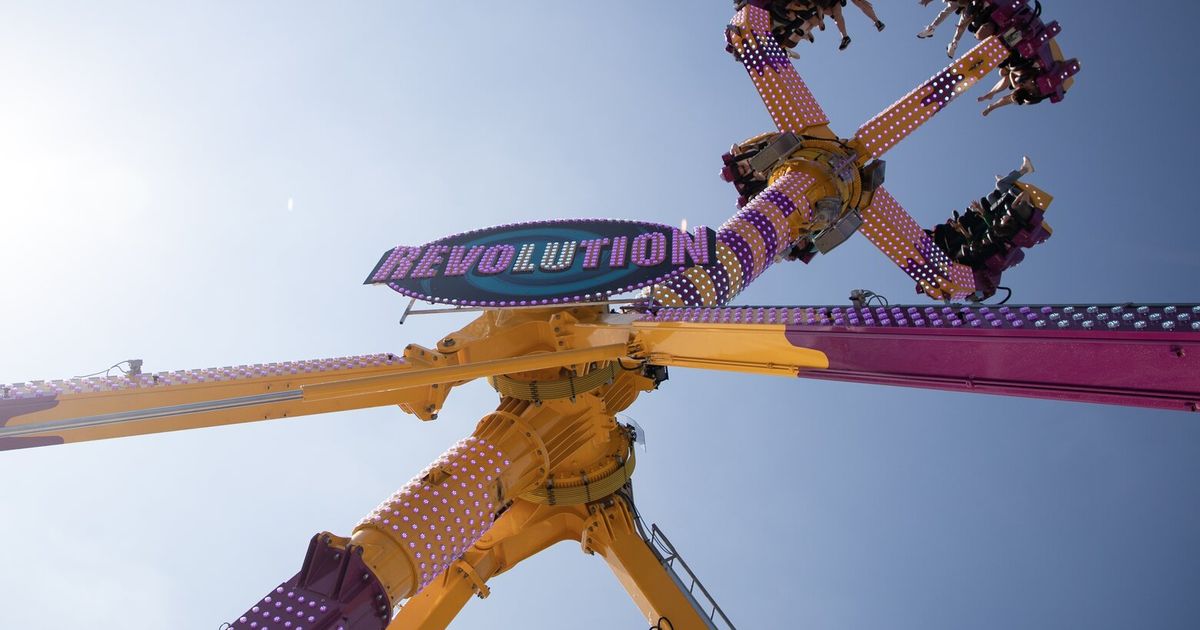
[{"xmin": 365, "ymin": 219, "xmax": 716, "ymax": 306}]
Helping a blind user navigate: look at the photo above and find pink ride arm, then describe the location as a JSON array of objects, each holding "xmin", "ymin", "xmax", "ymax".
[{"xmin": 638, "ymin": 304, "xmax": 1200, "ymax": 412}]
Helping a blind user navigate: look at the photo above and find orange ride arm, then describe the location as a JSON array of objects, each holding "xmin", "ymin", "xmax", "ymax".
[
  {"xmin": 851, "ymin": 36, "xmax": 1010, "ymax": 161},
  {"xmin": 726, "ymin": 3, "xmax": 834, "ymax": 138},
  {"xmin": 858, "ymin": 185, "xmax": 979, "ymax": 301},
  {"xmin": 0, "ymin": 342, "xmax": 628, "ymax": 452},
  {"xmin": 650, "ymin": 170, "xmax": 820, "ymax": 308},
  {"xmin": 0, "ymin": 354, "xmax": 410, "ymax": 451}
]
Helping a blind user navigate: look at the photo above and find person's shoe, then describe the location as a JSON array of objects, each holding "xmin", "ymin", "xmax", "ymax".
[
  {"xmin": 946, "ymin": 41, "xmax": 958, "ymax": 57},
  {"xmin": 917, "ymin": 26, "xmax": 935, "ymax": 38},
  {"xmin": 875, "ymin": 20, "xmax": 886, "ymax": 32},
  {"xmin": 1020, "ymin": 155, "xmax": 1035, "ymax": 175},
  {"xmin": 839, "ymin": 35, "xmax": 851, "ymax": 50}
]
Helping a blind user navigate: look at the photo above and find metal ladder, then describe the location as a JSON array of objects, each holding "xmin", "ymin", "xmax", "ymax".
[{"xmin": 627, "ymin": 493, "xmax": 737, "ymax": 630}]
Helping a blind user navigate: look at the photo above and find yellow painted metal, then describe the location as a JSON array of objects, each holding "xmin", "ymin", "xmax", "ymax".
[
  {"xmin": 715, "ymin": 243, "xmax": 745, "ymax": 297},
  {"xmin": 850, "ymin": 36, "xmax": 1011, "ymax": 161},
  {"xmin": 520, "ymin": 445, "xmax": 636, "ymax": 505},
  {"xmin": 582, "ymin": 496, "xmax": 712, "ymax": 629},
  {"xmin": 1016, "ymin": 180, "xmax": 1054, "ymax": 210},
  {"xmin": 632, "ymin": 319, "xmax": 829, "ymax": 376},
  {"xmin": 489, "ymin": 362, "xmax": 619, "ymax": 402},
  {"xmin": 348, "ymin": 380, "xmax": 638, "ymax": 603},
  {"xmin": 387, "ymin": 501, "xmax": 589, "ymax": 629},
  {"xmin": 388, "ymin": 495, "xmax": 712, "ymax": 630},
  {"xmin": 651, "ymin": 282, "xmax": 687, "ymax": 308},
  {"xmin": 302, "ymin": 344, "xmax": 628, "ymax": 402},
  {"xmin": 1, "ymin": 358, "xmax": 414, "ymax": 446}
]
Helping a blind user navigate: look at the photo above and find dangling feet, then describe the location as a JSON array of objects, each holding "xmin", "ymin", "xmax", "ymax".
[
  {"xmin": 839, "ymin": 35, "xmax": 851, "ymax": 50},
  {"xmin": 946, "ymin": 41, "xmax": 958, "ymax": 58},
  {"xmin": 917, "ymin": 26, "xmax": 935, "ymax": 39},
  {"xmin": 1019, "ymin": 155, "xmax": 1035, "ymax": 176},
  {"xmin": 875, "ymin": 20, "xmax": 886, "ymax": 32}
]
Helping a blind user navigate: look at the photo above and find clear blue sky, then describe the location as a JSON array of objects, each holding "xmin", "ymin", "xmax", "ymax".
[{"xmin": 1, "ymin": 1, "xmax": 1198, "ymax": 628}]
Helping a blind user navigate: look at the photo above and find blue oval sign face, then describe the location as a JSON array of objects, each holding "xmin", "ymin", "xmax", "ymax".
[{"xmin": 365, "ymin": 219, "xmax": 716, "ymax": 306}]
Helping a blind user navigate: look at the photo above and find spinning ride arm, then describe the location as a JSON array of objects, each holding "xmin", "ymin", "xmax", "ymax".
[
  {"xmin": 849, "ymin": 36, "xmax": 1011, "ymax": 160},
  {"xmin": 724, "ymin": 1, "xmax": 1078, "ymax": 302},
  {"xmin": 725, "ymin": 3, "xmax": 834, "ymax": 139}
]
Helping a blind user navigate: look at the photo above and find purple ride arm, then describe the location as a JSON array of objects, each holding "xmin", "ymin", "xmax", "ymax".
[{"xmin": 638, "ymin": 304, "xmax": 1200, "ymax": 412}]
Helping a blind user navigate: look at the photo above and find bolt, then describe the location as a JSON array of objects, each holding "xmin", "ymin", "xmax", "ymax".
[
  {"xmin": 443, "ymin": 338, "xmax": 456, "ymax": 346},
  {"xmin": 1172, "ymin": 346, "xmax": 1186, "ymax": 358}
]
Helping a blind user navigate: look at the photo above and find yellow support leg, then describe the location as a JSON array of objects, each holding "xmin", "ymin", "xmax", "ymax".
[
  {"xmin": 388, "ymin": 500, "xmax": 589, "ymax": 629},
  {"xmin": 389, "ymin": 493, "xmax": 717, "ymax": 629},
  {"xmin": 583, "ymin": 495, "xmax": 712, "ymax": 630}
]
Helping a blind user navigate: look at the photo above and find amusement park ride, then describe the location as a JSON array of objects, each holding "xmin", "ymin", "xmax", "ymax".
[{"xmin": 2, "ymin": 1, "xmax": 1196, "ymax": 628}]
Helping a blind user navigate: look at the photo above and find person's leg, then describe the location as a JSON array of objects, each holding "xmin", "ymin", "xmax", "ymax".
[
  {"xmin": 832, "ymin": 5, "xmax": 851, "ymax": 49},
  {"xmin": 850, "ymin": 0, "xmax": 879, "ymax": 21},
  {"xmin": 850, "ymin": 0, "xmax": 884, "ymax": 30},
  {"xmin": 947, "ymin": 12, "xmax": 969, "ymax": 57},
  {"xmin": 813, "ymin": 7, "xmax": 827, "ymax": 31},
  {"xmin": 918, "ymin": 4, "xmax": 954, "ymax": 38},
  {"xmin": 831, "ymin": 5, "xmax": 848, "ymax": 37},
  {"xmin": 802, "ymin": 13, "xmax": 822, "ymax": 39},
  {"xmin": 981, "ymin": 94, "xmax": 1016, "ymax": 116},
  {"xmin": 977, "ymin": 73, "xmax": 1011, "ymax": 102}
]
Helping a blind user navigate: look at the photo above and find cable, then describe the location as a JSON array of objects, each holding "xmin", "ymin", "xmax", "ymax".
[
  {"xmin": 74, "ymin": 360, "xmax": 138, "ymax": 379},
  {"xmin": 992, "ymin": 286, "xmax": 1013, "ymax": 305},
  {"xmin": 850, "ymin": 289, "xmax": 889, "ymax": 308},
  {"xmin": 649, "ymin": 617, "xmax": 674, "ymax": 630}
]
